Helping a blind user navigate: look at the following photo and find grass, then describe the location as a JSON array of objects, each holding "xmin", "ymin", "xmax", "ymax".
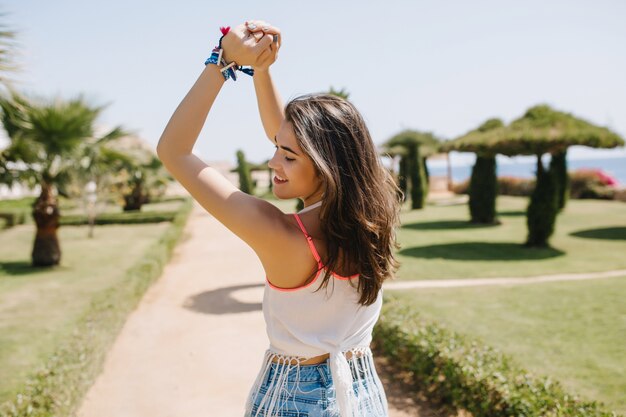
[
  {"xmin": 0, "ymin": 221, "xmax": 170, "ymax": 402},
  {"xmin": 387, "ymin": 276, "xmax": 626, "ymax": 415},
  {"xmin": 396, "ymin": 195, "xmax": 626, "ymax": 280}
]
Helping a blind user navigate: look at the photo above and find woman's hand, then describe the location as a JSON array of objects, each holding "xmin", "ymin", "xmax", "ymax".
[
  {"xmin": 220, "ymin": 22, "xmax": 274, "ymax": 66},
  {"xmin": 245, "ymin": 20, "xmax": 281, "ymax": 72}
]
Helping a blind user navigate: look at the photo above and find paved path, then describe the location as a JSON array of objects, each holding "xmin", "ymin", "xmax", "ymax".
[
  {"xmin": 77, "ymin": 198, "xmax": 623, "ymax": 417},
  {"xmin": 76, "ymin": 201, "xmax": 437, "ymax": 417}
]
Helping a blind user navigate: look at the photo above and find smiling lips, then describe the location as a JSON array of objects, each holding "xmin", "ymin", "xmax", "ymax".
[{"xmin": 274, "ymin": 175, "xmax": 289, "ymax": 184}]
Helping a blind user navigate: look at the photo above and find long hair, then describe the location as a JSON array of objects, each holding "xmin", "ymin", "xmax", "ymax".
[{"xmin": 285, "ymin": 94, "xmax": 403, "ymax": 306}]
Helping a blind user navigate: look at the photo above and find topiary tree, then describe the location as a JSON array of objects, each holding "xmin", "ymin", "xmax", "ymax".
[
  {"xmin": 379, "ymin": 145, "xmax": 407, "ymax": 202},
  {"xmin": 443, "ymin": 104, "xmax": 624, "ymax": 247},
  {"xmin": 526, "ymin": 154, "xmax": 558, "ymax": 247},
  {"xmin": 383, "ymin": 130, "xmax": 440, "ymax": 210},
  {"xmin": 469, "ymin": 155, "xmax": 499, "ymax": 224},
  {"xmin": 235, "ymin": 149, "xmax": 254, "ymax": 195},
  {"xmin": 549, "ymin": 150, "xmax": 569, "ymax": 210},
  {"xmin": 409, "ymin": 144, "xmax": 427, "ymax": 209},
  {"xmin": 441, "ymin": 118, "xmax": 503, "ymax": 224}
]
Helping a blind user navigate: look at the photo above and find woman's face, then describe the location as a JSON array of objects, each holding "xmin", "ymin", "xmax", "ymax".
[{"xmin": 268, "ymin": 121, "xmax": 324, "ymax": 205}]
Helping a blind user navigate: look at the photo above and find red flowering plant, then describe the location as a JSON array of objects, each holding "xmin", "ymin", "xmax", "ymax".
[{"xmin": 570, "ymin": 168, "xmax": 618, "ymax": 199}]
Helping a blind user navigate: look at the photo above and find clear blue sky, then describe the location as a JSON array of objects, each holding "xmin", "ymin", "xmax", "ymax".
[{"xmin": 3, "ymin": 0, "xmax": 626, "ymax": 166}]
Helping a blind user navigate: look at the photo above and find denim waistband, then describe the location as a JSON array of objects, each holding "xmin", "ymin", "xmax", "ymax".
[
  {"xmin": 264, "ymin": 358, "xmax": 333, "ymax": 385},
  {"xmin": 263, "ymin": 356, "xmax": 372, "ymax": 386}
]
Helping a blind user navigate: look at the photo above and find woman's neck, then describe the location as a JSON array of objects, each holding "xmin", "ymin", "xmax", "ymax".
[{"xmin": 298, "ymin": 199, "xmax": 323, "ymax": 214}]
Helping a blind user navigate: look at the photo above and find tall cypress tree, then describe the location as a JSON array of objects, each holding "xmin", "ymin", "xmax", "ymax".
[
  {"xmin": 398, "ymin": 155, "xmax": 409, "ymax": 202},
  {"xmin": 469, "ymin": 155, "xmax": 498, "ymax": 224},
  {"xmin": 549, "ymin": 150, "xmax": 569, "ymax": 211},
  {"xmin": 409, "ymin": 144, "xmax": 427, "ymax": 209},
  {"xmin": 236, "ymin": 149, "xmax": 254, "ymax": 195},
  {"xmin": 526, "ymin": 154, "xmax": 559, "ymax": 247}
]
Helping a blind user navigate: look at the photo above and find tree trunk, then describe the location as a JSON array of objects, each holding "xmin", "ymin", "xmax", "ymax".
[
  {"xmin": 398, "ymin": 155, "xmax": 408, "ymax": 202},
  {"xmin": 469, "ymin": 155, "xmax": 499, "ymax": 224},
  {"xmin": 550, "ymin": 150, "xmax": 569, "ymax": 211},
  {"xmin": 31, "ymin": 183, "xmax": 61, "ymax": 267},
  {"xmin": 268, "ymin": 167, "xmax": 273, "ymax": 192},
  {"xmin": 123, "ymin": 181, "xmax": 147, "ymax": 211},
  {"xmin": 409, "ymin": 145, "xmax": 427, "ymax": 210},
  {"xmin": 525, "ymin": 154, "xmax": 559, "ymax": 247}
]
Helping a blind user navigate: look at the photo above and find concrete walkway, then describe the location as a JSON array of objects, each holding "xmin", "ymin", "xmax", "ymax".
[{"xmin": 76, "ymin": 201, "xmax": 437, "ymax": 417}]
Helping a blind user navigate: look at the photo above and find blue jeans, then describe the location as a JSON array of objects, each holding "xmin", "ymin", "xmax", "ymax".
[{"xmin": 245, "ymin": 357, "xmax": 388, "ymax": 417}]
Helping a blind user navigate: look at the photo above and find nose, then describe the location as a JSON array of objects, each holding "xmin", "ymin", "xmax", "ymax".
[{"xmin": 268, "ymin": 150, "xmax": 279, "ymax": 170}]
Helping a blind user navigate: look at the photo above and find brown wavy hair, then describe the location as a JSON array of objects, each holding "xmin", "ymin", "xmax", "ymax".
[{"xmin": 285, "ymin": 94, "xmax": 403, "ymax": 306}]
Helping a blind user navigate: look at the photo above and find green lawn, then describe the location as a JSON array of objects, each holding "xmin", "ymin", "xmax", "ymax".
[
  {"xmin": 388, "ymin": 276, "xmax": 626, "ymax": 415},
  {"xmin": 396, "ymin": 195, "xmax": 626, "ymax": 280},
  {"xmin": 0, "ymin": 218, "xmax": 170, "ymax": 402}
]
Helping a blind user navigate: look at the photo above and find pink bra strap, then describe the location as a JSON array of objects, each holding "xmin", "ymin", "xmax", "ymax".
[{"xmin": 293, "ymin": 213, "xmax": 323, "ymax": 266}]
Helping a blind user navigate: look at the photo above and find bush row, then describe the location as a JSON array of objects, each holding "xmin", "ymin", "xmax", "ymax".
[
  {"xmin": 60, "ymin": 210, "xmax": 179, "ymax": 225},
  {"xmin": 372, "ymin": 295, "xmax": 621, "ymax": 417},
  {"xmin": 452, "ymin": 169, "xmax": 625, "ymax": 201},
  {"xmin": 0, "ymin": 198, "xmax": 194, "ymax": 417},
  {"xmin": 0, "ymin": 195, "xmax": 189, "ymax": 229}
]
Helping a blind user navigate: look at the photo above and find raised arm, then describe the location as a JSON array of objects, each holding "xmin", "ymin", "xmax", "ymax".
[
  {"xmin": 156, "ymin": 23, "xmax": 292, "ymax": 256},
  {"xmin": 247, "ymin": 20, "xmax": 285, "ymax": 142}
]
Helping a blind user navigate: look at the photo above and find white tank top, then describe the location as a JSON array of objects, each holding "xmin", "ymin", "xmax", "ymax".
[{"xmin": 244, "ymin": 213, "xmax": 388, "ymax": 417}]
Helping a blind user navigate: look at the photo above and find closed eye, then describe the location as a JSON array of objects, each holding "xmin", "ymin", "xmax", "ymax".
[{"xmin": 274, "ymin": 145, "xmax": 295, "ymax": 162}]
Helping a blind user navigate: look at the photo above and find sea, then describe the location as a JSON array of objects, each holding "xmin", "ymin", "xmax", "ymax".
[{"xmin": 425, "ymin": 155, "xmax": 626, "ymax": 186}]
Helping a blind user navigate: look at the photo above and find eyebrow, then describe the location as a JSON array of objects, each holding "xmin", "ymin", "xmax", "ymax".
[{"xmin": 273, "ymin": 136, "xmax": 299, "ymax": 156}]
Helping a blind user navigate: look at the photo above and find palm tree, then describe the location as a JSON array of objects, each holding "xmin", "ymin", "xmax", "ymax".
[
  {"xmin": 0, "ymin": 12, "xmax": 21, "ymax": 185},
  {"xmin": 328, "ymin": 87, "xmax": 350, "ymax": 100},
  {"xmin": 119, "ymin": 155, "xmax": 167, "ymax": 211},
  {"xmin": 0, "ymin": 89, "xmax": 127, "ymax": 266},
  {"xmin": 0, "ymin": 11, "xmax": 21, "ymax": 91}
]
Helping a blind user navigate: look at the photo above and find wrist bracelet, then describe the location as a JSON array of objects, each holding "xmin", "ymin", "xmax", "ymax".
[{"xmin": 204, "ymin": 26, "xmax": 255, "ymax": 81}]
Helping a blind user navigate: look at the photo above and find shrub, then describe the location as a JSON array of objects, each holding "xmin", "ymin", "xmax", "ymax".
[
  {"xmin": 373, "ymin": 295, "xmax": 620, "ymax": 417},
  {"xmin": 613, "ymin": 188, "xmax": 626, "ymax": 202},
  {"xmin": 453, "ymin": 176, "xmax": 535, "ymax": 197},
  {"xmin": 0, "ymin": 211, "xmax": 27, "ymax": 228},
  {"xmin": 570, "ymin": 169, "xmax": 618, "ymax": 200},
  {"xmin": 60, "ymin": 210, "xmax": 179, "ymax": 225},
  {"xmin": 0, "ymin": 198, "xmax": 193, "ymax": 417},
  {"xmin": 497, "ymin": 176, "xmax": 535, "ymax": 196}
]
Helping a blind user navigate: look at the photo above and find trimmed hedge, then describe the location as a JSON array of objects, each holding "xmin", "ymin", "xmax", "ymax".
[
  {"xmin": 0, "ymin": 198, "xmax": 194, "ymax": 417},
  {"xmin": 372, "ymin": 295, "xmax": 621, "ymax": 417},
  {"xmin": 60, "ymin": 210, "xmax": 179, "ymax": 225},
  {"xmin": 0, "ymin": 211, "xmax": 27, "ymax": 228}
]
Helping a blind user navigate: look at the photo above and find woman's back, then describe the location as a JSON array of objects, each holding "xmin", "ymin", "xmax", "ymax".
[{"xmin": 245, "ymin": 213, "xmax": 388, "ymax": 417}]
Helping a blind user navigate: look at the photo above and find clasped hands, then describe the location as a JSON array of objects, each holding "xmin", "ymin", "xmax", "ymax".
[{"xmin": 220, "ymin": 20, "xmax": 281, "ymax": 72}]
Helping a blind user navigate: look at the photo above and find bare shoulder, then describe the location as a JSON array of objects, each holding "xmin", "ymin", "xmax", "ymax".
[{"xmin": 156, "ymin": 152, "xmax": 300, "ymax": 259}]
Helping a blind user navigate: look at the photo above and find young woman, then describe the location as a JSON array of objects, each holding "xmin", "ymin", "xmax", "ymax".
[{"xmin": 157, "ymin": 20, "xmax": 402, "ymax": 417}]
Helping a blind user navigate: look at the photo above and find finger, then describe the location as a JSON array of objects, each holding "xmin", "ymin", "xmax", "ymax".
[
  {"xmin": 252, "ymin": 31, "xmax": 264, "ymax": 42},
  {"xmin": 247, "ymin": 20, "xmax": 281, "ymax": 36},
  {"xmin": 245, "ymin": 20, "xmax": 266, "ymax": 32},
  {"xmin": 252, "ymin": 33, "xmax": 273, "ymax": 54}
]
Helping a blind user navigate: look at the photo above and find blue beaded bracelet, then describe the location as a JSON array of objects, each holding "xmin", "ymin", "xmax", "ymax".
[{"xmin": 204, "ymin": 32, "xmax": 254, "ymax": 81}]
